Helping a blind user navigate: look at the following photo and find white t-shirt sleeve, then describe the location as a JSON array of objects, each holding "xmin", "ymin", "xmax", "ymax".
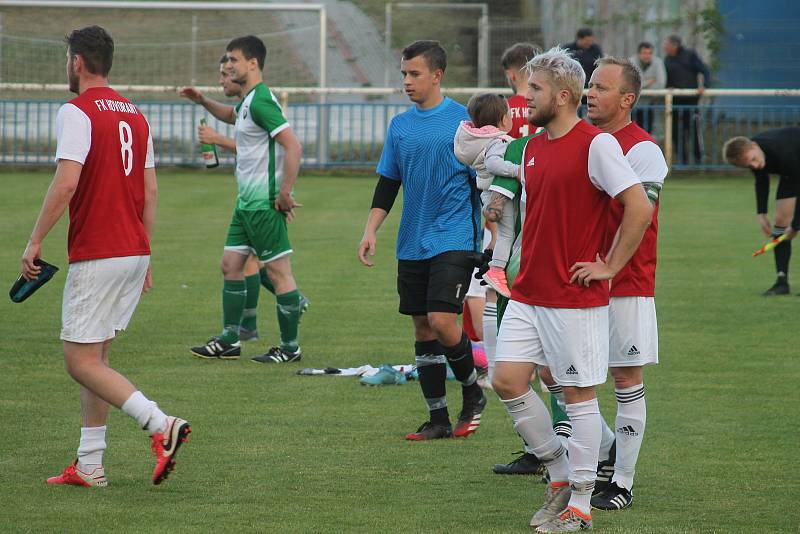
[
  {"xmin": 626, "ymin": 140, "xmax": 668, "ymax": 185},
  {"xmin": 144, "ymin": 117, "xmax": 155, "ymax": 169},
  {"xmin": 588, "ymin": 133, "xmax": 641, "ymax": 197},
  {"xmin": 55, "ymin": 103, "xmax": 91, "ymax": 164}
]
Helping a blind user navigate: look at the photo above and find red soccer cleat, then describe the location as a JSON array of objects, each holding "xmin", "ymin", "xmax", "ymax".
[
  {"xmin": 151, "ymin": 416, "xmax": 191, "ymax": 485},
  {"xmin": 404, "ymin": 421, "xmax": 453, "ymax": 441},
  {"xmin": 453, "ymin": 391, "xmax": 488, "ymax": 438},
  {"xmin": 46, "ymin": 460, "xmax": 107, "ymax": 487}
]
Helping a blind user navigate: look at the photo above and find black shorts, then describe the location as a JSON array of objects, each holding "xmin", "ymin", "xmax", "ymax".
[
  {"xmin": 776, "ymin": 176, "xmax": 799, "ymax": 200},
  {"xmin": 776, "ymin": 177, "xmax": 800, "ymax": 229},
  {"xmin": 397, "ymin": 250, "xmax": 475, "ymax": 316}
]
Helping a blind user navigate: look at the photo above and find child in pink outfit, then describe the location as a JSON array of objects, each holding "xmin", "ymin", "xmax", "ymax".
[{"xmin": 453, "ymin": 93, "xmax": 519, "ymax": 298}]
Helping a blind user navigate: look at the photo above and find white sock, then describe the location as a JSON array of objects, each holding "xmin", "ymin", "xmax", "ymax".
[
  {"xmin": 546, "ymin": 382, "xmax": 563, "ymax": 401},
  {"xmin": 566, "ymin": 398, "xmax": 602, "ymax": 515},
  {"xmin": 77, "ymin": 426, "xmax": 107, "ymax": 470},
  {"xmin": 501, "ymin": 387, "xmax": 569, "ymax": 482},
  {"xmin": 612, "ymin": 384, "xmax": 646, "ymax": 490},
  {"xmin": 599, "ymin": 415, "xmax": 616, "ymax": 462},
  {"xmin": 553, "ymin": 420, "xmax": 572, "ymax": 452},
  {"xmin": 121, "ymin": 391, "xmax": 168, "ymax": 436},
  {"xmin": 482, "ymin": 302, "xmax": 497, "ymax": 381},
  {"xmin": 546, "ymin": 382, "xmax": 567, "ymax": 411}
]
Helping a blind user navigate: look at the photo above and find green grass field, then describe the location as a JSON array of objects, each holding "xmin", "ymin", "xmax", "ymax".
[{"xmin": 0, "ymin": 170, "xmax": 798, "ymax": 533}]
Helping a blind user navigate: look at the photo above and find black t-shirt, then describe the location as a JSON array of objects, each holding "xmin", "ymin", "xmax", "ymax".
[
  {"xmin": 752, "ymin": 127, "xmax": 800, "ymax": 213},
  {"xmin": 665, "ymin": 47, "xmax": 710, "ymax": 89},
  {"xmin": 565, "ymin": 42, "xmax": 602, "ymax": 86}
]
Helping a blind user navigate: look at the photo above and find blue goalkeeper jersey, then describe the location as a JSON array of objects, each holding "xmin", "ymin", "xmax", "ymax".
[{"xmin": 377, "ymin": 97, "xmax": 479, "ymax": 260}]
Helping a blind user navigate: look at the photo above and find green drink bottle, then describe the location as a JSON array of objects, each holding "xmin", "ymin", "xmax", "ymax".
[{"xmin": 199, "ymin": 118, "xmax": 219, "ymax": 168}]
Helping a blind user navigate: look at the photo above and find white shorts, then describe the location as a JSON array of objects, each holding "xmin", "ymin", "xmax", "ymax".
[
  {"xmin": 61, "ymin": 255, "xmax": 149, "ymax": 343},
  {"xmin": 609, "ymin": 296, "xmax": 659, "ymax": 367},
  {"xmin": 496, "ymin": 300, "xmax": 609, "ymax": 387}
]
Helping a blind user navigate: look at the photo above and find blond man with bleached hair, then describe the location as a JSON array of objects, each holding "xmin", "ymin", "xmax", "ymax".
[
  {"xmin": 525, "ymin": 46, "xmax": 585, "ymax": 108},
  {"xmin": 492, "ymin": 44, "xmax": 653, "ymax": 531}
]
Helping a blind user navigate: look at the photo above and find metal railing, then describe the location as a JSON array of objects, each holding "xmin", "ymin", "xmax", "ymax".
[{"xmin": 1, "ymin": 87, "xmax": 799, "ymax": 170}]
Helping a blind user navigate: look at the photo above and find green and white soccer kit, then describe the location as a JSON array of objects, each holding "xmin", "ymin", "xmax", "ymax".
[{"xmin": 224, "ymin": 83, "xmax": 292, "ymax": 263}]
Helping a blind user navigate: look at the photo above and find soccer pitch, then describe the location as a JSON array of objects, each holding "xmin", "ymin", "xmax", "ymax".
[{"xmin": 0, "ymin": 170, "xmax": 797, "ymax": 533}]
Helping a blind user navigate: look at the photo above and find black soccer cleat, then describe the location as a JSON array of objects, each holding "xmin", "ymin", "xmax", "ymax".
[
  {"xmin": 453, "ymin": 390, "xmax": 487, "ymax": 438},
  {"xmin": 492, "ymin": 451, "xmax": 547, "ymax": 476},
  {"xmin": 593, "ymin": 441, "xmax": 616, "ymax": 495},
  {"xmin": 251, "ymin": 346, "xmax": 302, "ymax": 364},
  {"xmin": 405, "ymin": 421, "xmax": 453, "ymax": 441},
  {"xmin": 190, "ymin": 337, "xmax": 241, "ymax": 359},
  {"xmin": 762, "ymin": 281, "xmax": 790, "ymax": 296},
  {"xmin": 591, "ymin": 481, "xmax": 633, "ymax": 510}
]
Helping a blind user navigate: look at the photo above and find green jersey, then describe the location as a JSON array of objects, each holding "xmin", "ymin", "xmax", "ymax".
[
  {"xmin": 504, "ymin": 133, "xmax": 536, "ymax": 249},
  {"xmin": 234, "ymin": 83, "xmax": 289, "ymax": 210},
  {"xmin": 496, "ymin": 133, "xmax": 536, "ymax": 324}
]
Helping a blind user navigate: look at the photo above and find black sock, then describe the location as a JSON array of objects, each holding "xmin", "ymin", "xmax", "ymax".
[
  {"xmin": 442, "ymin": 333, "xmax": 481, "ymax": 400},
  {"xmin": 415, "ymin": 340, "xmax": 449, "ymax": 426},
  {"xmin": 774, "ymin": 239, "xmax": 791, "ymax": 284}
]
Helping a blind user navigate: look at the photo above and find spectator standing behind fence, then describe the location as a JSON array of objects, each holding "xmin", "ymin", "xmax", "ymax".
[
  {"xmin": 565, "ymin": 28, "xmax": 602, "ymax": 87},
  {"xmin": 663, "ymin": 35, "xmax": 711, "ymax": 165},
  {"xmin": 629, "ymin": 42, "xmax": 665, "ymax": 133}
]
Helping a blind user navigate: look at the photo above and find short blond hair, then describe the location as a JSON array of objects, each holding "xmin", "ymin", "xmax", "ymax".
[
  {"xmin": 525, "ymin": 46, "xmax": 585, "ymax": 107},
  {"xmin": 722, "ymin": 136, "xmax": 754, "ymax": 164}
]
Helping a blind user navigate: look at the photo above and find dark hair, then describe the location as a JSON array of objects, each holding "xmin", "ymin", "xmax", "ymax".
[
  {"xmin": 64, "ymin": 25, "xmax": 114, "ymax": 77},
  {"xmin": 467, "ymin": 93, "xmax": 508, "ymax": 128},
  {"xmin": 667, "ymin": 34, "xmax": 682, "ymax": 47},
  {"xmin": 219, "ymin": 54, "xmax": 228, "ymax": 64},
  {"xmin": 637, "ymin": 41, "xmax": 653, "ymax": 52},
  {"xmin": 576, "ymin": 28, "xmax": 593, "ymax": 40},
  {"xmin": 501, "ymin": 42, "xmax": 537, "ymax": 71},
  {"xmin": 226, "ymin": 35, "xmax": 267, "ymax": 70},
  {"xmin": 401, "ymin": 40, "xmax": 447, "ymax": 72}
]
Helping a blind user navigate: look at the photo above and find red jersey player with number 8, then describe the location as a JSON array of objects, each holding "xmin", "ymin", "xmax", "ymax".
[{"xmin": 20, "ymin": 26, "xmax": 190, "ymax": 488}]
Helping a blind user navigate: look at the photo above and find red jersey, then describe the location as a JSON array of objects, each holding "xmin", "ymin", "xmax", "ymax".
[
  {"xmin": 607, "ymin": 122, "xmax": 668, "ymax": 297},
  {"xmin": 507, "ymin": 94, "xmax": 531, "ymax": 139},
  {"xmin": 511, "ymin": 120, "xmax": 640, "ymax": 308},
  {"xmin": 56, "ymin": 87, "xmax": 154, "ymax": 263}
]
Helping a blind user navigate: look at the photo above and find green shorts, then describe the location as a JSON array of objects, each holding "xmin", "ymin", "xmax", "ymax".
[{"xmin": 224, "ymin": 207, "xmax": 292, "ymax": 263}]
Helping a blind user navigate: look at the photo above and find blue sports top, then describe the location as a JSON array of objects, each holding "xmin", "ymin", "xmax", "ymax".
[{"xmin": 377, "ymin": 97, "xmax": 480, "ymax": 260}]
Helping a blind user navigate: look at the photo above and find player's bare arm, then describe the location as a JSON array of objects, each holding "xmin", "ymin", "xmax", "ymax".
[
  {"xmin": 570, "ymin": 183, "xmax": 653, "ymax": 286},
  {"xmin": 604, "ymin": 180, "xmax": 662, "ymax": 261},
  {"xmin": 142, "ymin": 167, "xmax": 158, "ymax": 293},
  {"xmin": 274, "ymin": 127, "xmax": 303, "ymax": 220},
  {"xmin": 21, "ymin": 160, "xmax": 82, "ymax": 280},
  {"xmin": 198, "ymin": 124, "xmax": 236, "ymax": 152},
  {"xmin": 358, "ymin": 208, "xmax": 389, "ymax": 267},
  {"xmin": 179, "ymin": 86, "xmax": 236, "ymax": 124},
  {"xmin": 757, "ymin": 213, "xmax": 771, "ymax": 235}
]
